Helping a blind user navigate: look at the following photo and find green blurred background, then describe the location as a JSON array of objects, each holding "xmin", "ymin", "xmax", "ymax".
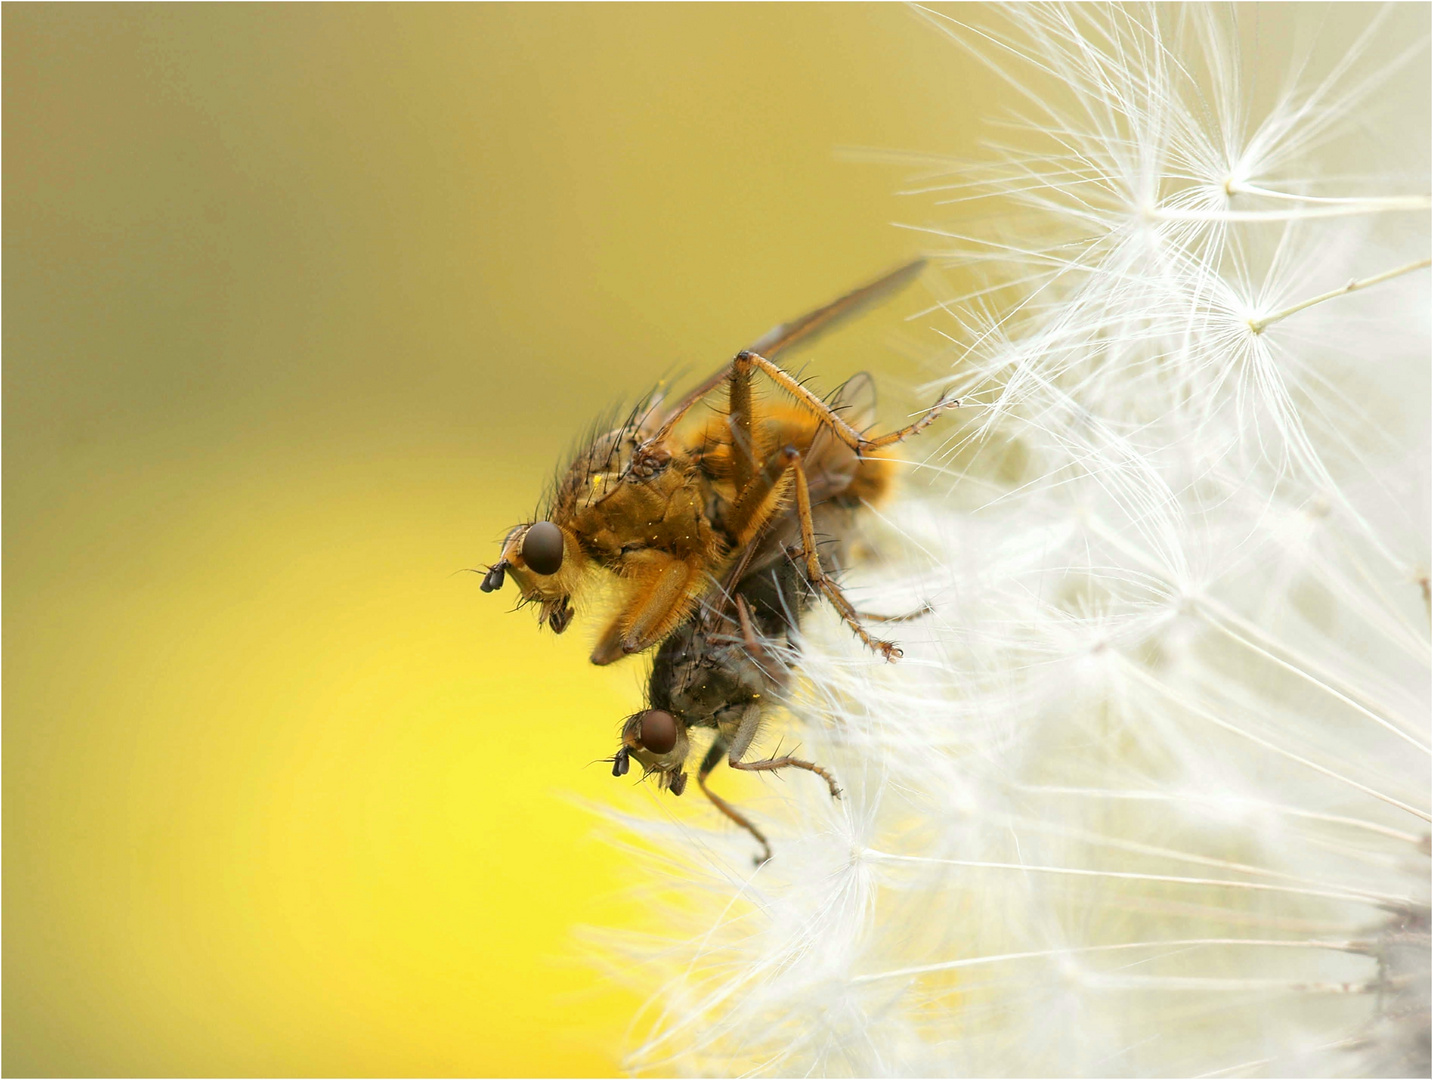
[{"xmin": 4, "ymin": 5, "xmax": 995, "ymax": 1075}]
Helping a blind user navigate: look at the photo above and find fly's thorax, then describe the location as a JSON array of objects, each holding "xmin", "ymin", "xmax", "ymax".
[
  {"xmin": 563, "ymin": 472, "xmax": 720, "ymax": 576},
  {"xmin": 553, "ymin": 418, "xmax": 691, "ymax": 514},
  {"xmin": 552, "ymin": 427, "xmax": 632, "ymax": 509}
]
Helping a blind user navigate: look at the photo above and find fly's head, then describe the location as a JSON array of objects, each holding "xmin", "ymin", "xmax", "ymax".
[
  {"xmin": 481, "ymin": 520, "xmax": 582, "ymax": 633},
  {"xmin": 611, "ymin": 708, "xmax": 690, "ymax": 796}
]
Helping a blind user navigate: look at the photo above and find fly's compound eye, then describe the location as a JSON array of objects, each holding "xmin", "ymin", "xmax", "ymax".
[
  {"xmin": 521, "ymin": 521, "xmax": 565, "ymax": 576},
  {"xmin": 637, "ymin": 709, "xmax": 678, "ymax": 755}
]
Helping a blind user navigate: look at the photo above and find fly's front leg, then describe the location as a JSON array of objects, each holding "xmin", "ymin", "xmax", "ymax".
[
  {"xmin": 727, "ymin": 701, "xmax": 843, "ymax": 800},
  {"xmin": 590, "ymin": 551, "xmax": 701, "ymax": 665},
  {"xmin": 789, "ymin": 457, "xmax": 903, "ymax": 661},
  {"xmin": 734, "ymin": 350, "xmax": 957, "ymax": 457},
  {"xmin": 696, "ymin": 737, "xmax": 772, "ymax": 865}
]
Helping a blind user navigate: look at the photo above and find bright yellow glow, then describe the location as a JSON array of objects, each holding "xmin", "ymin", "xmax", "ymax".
[{"xmin": 4, "ymin": 5, "xmax": 996, "ymax": 1074}]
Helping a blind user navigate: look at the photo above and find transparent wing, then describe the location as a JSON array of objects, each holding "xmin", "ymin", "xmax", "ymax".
[
  {"xmin": 653, "ymin": 259, "xmax": 925, "ymax": 436},
  {"xmin": 746, "ymin": 257, "xmax": 925, "ymax": 359}
]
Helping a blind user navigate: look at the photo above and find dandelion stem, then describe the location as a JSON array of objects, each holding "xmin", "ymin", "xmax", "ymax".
[{"xmin": 1248, "ymin": 258, "xmax": 1432, "ymax": 333}]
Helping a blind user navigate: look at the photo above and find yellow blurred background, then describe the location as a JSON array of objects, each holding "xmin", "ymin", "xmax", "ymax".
[{"xmin": 4, "ymin": 5, "xmax": 997, "ymax": 1076}]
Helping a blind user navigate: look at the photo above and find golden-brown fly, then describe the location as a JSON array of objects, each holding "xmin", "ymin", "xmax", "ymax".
[{"xmin": 480, "ymin": 259, "xmax": 953, "ymax": 665}]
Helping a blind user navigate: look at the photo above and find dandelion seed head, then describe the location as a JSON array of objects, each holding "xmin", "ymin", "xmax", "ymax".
[{"xmin": 592, "ymin": 5, "xmax": 1430, "ymax": 1075}]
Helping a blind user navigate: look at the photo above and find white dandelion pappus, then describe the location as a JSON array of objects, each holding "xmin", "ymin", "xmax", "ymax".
[{"xmin": 590, "ymin": 5, "xmax": 1431, "ymax": 1076}]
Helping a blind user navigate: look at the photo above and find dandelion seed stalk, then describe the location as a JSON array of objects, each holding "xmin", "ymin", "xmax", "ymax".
[{"xmin": 1249, "ymin": 258, "xmax": 1433, "ymax": 334}]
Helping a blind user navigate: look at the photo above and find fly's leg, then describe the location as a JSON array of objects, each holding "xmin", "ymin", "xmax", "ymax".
[
  {"xmin": 701, "ymin": 704, "xmax": 843, "ymax": 864},
  {"xmin": 696, "ymin": 739, "xmax": 772, "ymax": 866},
  {"xmin": 726, "ymin": 444, "xmax": 800, "ymax": 546},
  {"xmin": 728, "ymin": 755, "xmax": 843, "ymax": 799},
  {"xmin": 734, "ymin": 350, "xmax": 957, "ymax": 457},
  {"xmin": 727, "ymin": 700, "xmax": 842, "ymax": 799},
  {"xmin": 726, "ymin": 445, "xmax": 908, "ymax": 659},
  {"xmin": 639, "ymin": 333, "xmax": 950, "ymax": 477},
  {"xmin": 660, "ymin": 347, "xmax": 762, "ymax": 494},
  {"xmin": 590, "ymin": 551, "xmax": 702, "ymax": 665},
  {"xmin": 790, "ymin": 458, "xmax": 903, "ymax": 661},
  {"xmin": 727, "ymin": 358, "xmax": 758, "ymax": 497}
]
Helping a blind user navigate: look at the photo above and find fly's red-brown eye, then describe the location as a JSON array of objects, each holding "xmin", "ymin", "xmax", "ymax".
[
  {"xmin": 638, "ymin": 709, "xmax": 678, "ymax": 754},
  {"xmin": 522, "ymin": 521, "xmax": 565, "ymax": 575}
]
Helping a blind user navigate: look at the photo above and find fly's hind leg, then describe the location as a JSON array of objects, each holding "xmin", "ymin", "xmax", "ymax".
[
  {"xmin": 728, "ymin": 754, "xmax": 842, "ymax": 800},
  {"xmin": 727, "ymin": 701, "xmax": 842, "ymax": 799},
  {"xmin": 728, "ymin": 443, "xmax": 911, "ymax": 660},
  {"xmin": 697, "ymin": 738, "xmax": 772, "ymax": 866},
  {"xmin": 699, "ymin": 704, "xmax": 843, "ymax": 865},
  {"xmin": 789, "ymin": 457, "xmax": 904, "ymax": 661}
]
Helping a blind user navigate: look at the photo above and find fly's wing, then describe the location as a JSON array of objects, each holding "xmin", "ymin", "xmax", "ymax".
[
  {"xmin": 746, "ymin": 258, "xmax": 925, "ymax": 359},
  {"xmin": 654, "ymin": 258, "xmax": 925, "ymax": 435}
]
